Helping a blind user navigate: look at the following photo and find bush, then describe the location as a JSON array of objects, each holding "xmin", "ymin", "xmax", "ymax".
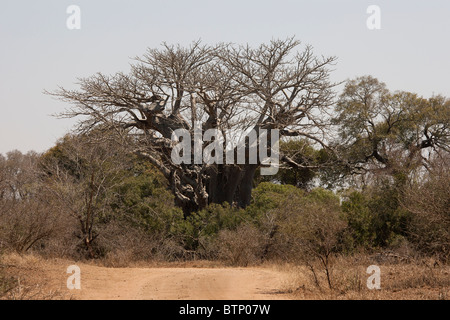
[
  {"xmin": 401, "ymin": 156, "xmax": 450, "ymax": 261},
  {"xmin": 173, "ymin": 203, "xmax": 248, "ymax": 256},
  {"xmin": 246, "ymin": 182, "xmax": 304, "ymax": 217},
  {"xmin": 247, "ymin": 187, "xmax": 348, "ymax": 288},
  {"xmin": 0, "ymin": 151, "xmax": 67, "ymax": 254},
  {"xmin": 280, "ymin": 189, "xmax": 347, "ymax": 289},
  {"xmin": 0, "ymin": 272, "xmax": 18, "ymax": 300},
  {"xmin": 341, "ymin": 191, "xmax": 376, "ymax": 249},
  {"xmin": 0, "ymin": 197, "xmax": 67, "ymax": 254},
  {"xmin": 341, "ymin": 183, "xmax": 410, "ymax": 251},
  {"xmin": 216, "ymin": 223, "xmax": 265, "ymax": 266}
]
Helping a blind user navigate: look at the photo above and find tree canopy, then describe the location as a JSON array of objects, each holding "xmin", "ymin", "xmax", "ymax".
[
  {"xmin": 50, "ymin": 38, "xmax": 338, "ymax": 215},
  {"xmin": 334, "ymin": 75, "xmax": 450, "ymax": 180}
]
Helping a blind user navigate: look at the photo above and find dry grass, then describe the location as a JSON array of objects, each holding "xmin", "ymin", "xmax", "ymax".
[
  {"xmin": 92, "ymin": 256, "xmax": 228, "ymax": 269},
  {"xmin": 1, "ymin": 252, "xmax": 448, "ymax": 300},
  {"xmin": 279, "ymin": 254, "xmax": 450, "ymax": 300},
  {"xmin": 0, "ymin": 252, "xmax": 73, "ymax": 300},
  {"xmin": 216, "ymin": 223, "xmax": 265, "ymax": 267}
]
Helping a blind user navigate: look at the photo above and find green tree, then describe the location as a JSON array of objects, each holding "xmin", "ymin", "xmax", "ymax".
[
  {"xmin": 341, "ymin": 184, "xmax": 410, "ymax": 249},
  {"xmin": 334, "ymin": 75, "xmax": 450, "ymax": 181},
  {"xmin": 110, "ymin": 157, "xmax": 183, "ymax": 234},
  {"xmin": 258, "ymin": 140, "xmax": 329, "ymax": 189},
  {"xmin": 334, "ymin": 76, "xmax": 449, "ymax": 250},
  {"xmin": 341, "ymin": 191, "xmax": 375, "ymax": 248}
]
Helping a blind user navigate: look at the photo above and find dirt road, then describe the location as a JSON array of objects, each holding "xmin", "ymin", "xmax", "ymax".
[
  {"xmin": 6, "ymin": 254, "xmax": 450, "ymax": 300},
  {"xmin": 68, "ymin": 265, "xmax": 293, "ymax": 300}
]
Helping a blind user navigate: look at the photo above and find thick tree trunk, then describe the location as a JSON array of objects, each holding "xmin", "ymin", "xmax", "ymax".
[
  {"xmin": 237, "ymin": 164, "xmax": 258, "ymax": 208},
  {"xmin": 207, "ymin": 164, "xmax": 241, "ymax": 205},
  {"xmin": 175, "ymin": 163, "xmax": 258, "ymax": 217}
]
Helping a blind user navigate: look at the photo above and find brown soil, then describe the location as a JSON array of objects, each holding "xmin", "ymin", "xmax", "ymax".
[
  {"xmin": 1, "ymin": 254, "xmax": 293, "ymax": 300},
  {"xmin": 71, "ymin": 266, "xmax": 292, "ymax": 300},
  {"xmin": 2, "ymin": 254, "xmax": 448, "ymax": 300}
]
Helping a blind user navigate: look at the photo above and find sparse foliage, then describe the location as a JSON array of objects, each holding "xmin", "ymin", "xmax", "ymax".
[
  {"xmin": 41, "ymin": 132, "xmax": 130, "ymax": 258},
  {"xmin": 0, "ymin": 151, "xmax": 64, "ymax": 253},
  {"xmin": 49, "ymin": 38, "xmax": 338, "ymax": 215},
  {"xmin": 401, "ymin": 154, "xmax": 450, "ymax": 261}
]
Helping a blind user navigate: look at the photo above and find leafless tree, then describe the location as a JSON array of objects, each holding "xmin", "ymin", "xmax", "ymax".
[
  {"xmin": 49, "ymin": 38, "xmax": 337, "ymax": 215},
  {"xmin": 0, "ymin": 151, "xmax": 63, "ymax": 253},
  {"xmin": 401, "ymin": 153, "xmax": 450, "ymax": 261},
  {"xmin": 41, "ymin": 132, "xmax": 129, "ymax": 258}
]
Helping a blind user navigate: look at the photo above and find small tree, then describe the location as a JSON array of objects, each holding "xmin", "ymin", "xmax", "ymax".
[
  {"xmin": 41, "ymin": 132, "xmax": 129, "ymax": 258},
  {"xmin": 267, "ymin": 188, "xmax": 346, "ymax": 289}
]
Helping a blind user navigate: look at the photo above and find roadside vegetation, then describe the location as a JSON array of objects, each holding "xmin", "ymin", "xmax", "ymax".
[{"xmin": 1, "ymin": 40, "xmax": 449, "ymax": 300}]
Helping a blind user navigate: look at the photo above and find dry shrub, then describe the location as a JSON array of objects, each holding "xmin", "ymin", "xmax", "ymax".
[
  {"xmin": 332, "ymin": 257, "xmax": 449, "ymax": 299},
  {"xmin": 37, "ymin": 216, "xmax": 80, "ymax": 260},
  {"xmin": 384, "ymin": 261, "xmax": 450, "ymax": 292},
  {"xmin": 4, "ymin": 279, "xmax": 67, "ymax": 300},
  {"xmin": 280, "ymin": 256, "xmax": 366, "ymax": 294},
  {"xmin": 401, "ymin": 155, "xmax": 450, "ymax": 261},
  {"xmin": 0, "ymin": 198, "xmax": 67, "ymax": 254},
  {"xmin": 216, "ymin": 223, "xmax": 265, "ymax": 267},
  {"xmin": 0, "ymin": 152, "xmax": 64, "ymax": 258},
  {"xmin": 284, "ymin": 254, "xmax": 450, "ymax": 300},
  {"xmin": 269, "ymin": 189, "xmax": 347, "ymax": 289},
  {"xmin": 0, "ymin": 151, "xmax": 67, "ymax": 254},
  {"xmin": 0, "ymin": 253, "xmax": 18, "ymax": 299},
  {"xmin": 95, "ymin": 221, "xmax": 155, "ymax": 267},
  {"xmin": 330, "ymin": 255, "xmax": 372, "ymax": 294},
  {"xmin": 0, "ymin": 253, "xmax": 68, "ymax": 300},
  {"xmin": 94, "ymin": 220, "xmax": 185, "ymax": 267},
  {"xmin": 153, "ymin": 238, "xmax": 186, "ymax": 262},
  {"xmin": 0, "ymin": 276, "xmax": 17, "ymax": 299}
]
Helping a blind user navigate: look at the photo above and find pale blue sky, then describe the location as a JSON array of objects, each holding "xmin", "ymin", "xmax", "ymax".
[{"xmin": 1, "ymin": 0, "xmax": 449, "ymax": 153}]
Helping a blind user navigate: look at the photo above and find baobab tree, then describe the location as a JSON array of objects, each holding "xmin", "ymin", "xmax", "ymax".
[{"xmin": 49, "ymin": 38, "xmax": 338, "ymax": 216}]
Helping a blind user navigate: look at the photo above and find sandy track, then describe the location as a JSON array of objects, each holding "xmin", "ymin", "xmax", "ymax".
[{"xmin": 69, "ymin": 265, "xmax": 292, "ymax": 300}]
